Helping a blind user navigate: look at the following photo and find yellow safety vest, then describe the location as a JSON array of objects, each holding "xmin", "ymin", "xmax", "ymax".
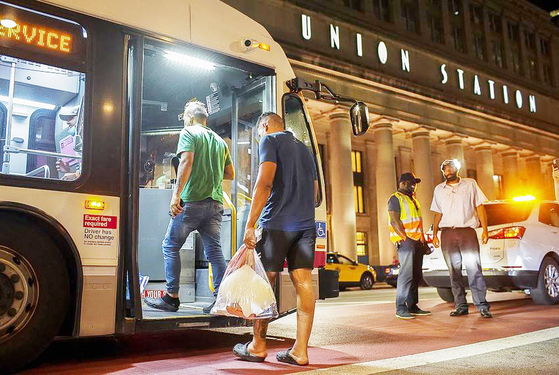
[{"xmin": 388, "ymin": 192, "xmax": 423, "ymax": 243}]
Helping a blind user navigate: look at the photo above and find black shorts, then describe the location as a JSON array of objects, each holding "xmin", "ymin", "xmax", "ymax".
[{"xmin": 256, "ymin": 228, "xmax": 316, "ymax": 272}]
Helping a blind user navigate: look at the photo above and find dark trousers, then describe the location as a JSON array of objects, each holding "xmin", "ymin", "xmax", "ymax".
[
  {"xmin": 441, "ymin": 227, "xmax": 489, "ymax": 310},
  {"xmin": 395, "ymin": 238, "xmax": 423, "ymax": 313}
]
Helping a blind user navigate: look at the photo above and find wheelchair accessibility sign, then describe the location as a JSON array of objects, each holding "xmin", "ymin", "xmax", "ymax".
[{"xmin": 316, "ymin": 221, "xmax": 327, "ymax": 238}]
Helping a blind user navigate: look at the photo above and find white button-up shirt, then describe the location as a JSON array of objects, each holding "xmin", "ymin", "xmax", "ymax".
[{"xmin": 430, "ymin": 178, "xmax": 488, "ymax": 228}]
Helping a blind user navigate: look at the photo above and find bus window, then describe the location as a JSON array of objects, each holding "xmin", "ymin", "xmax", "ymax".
[
  {"xmin": 0, "ymin": 55, "xmax": 86, "ymax": 180},
  {"xmin": 136, "ymin": 39, "xmax": 274, "ymax": 312}
]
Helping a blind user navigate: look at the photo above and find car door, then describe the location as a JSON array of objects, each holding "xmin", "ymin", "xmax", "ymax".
[
  {"xmin": 539, "ymin": 203, "xmax": 559, "ymax": 256},
  {"xmin": 337, "ymin": 255, "xmax": 360, "ymax": 282}
]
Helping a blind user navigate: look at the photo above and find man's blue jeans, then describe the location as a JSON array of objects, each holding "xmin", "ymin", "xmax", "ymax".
[{"xmin": 162, "ymin": 198, "xmax": 226, "ymax": 296}]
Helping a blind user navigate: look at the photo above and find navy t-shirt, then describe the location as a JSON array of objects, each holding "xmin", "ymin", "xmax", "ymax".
[{"xmin": 258, "ymin": 131, "xmax": 317, "ymax": 231}]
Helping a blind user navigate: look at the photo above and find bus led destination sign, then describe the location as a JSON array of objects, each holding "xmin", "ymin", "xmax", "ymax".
[{"xmin": 0, "ymin": 21, "xmax": 73, "ymax": 53}]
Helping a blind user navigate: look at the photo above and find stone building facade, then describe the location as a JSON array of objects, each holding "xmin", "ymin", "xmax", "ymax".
[{"xmin": 224, "ymin": 0, "xmax": 559, "ymax": 266}]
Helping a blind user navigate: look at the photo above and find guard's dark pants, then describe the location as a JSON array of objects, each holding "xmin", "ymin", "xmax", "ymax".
[
  {"xmin": 395, "ymin": 237, "xmax": 423, "ymax": 314},
  {"xmin": 441, "ymin": 227, "xmax": 489, "ymax": 310}
]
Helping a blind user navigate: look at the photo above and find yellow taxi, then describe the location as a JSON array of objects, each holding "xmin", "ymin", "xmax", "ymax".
[{"xmin": 325, "ymin": 252, "xmax": 376, "ymax": 290}]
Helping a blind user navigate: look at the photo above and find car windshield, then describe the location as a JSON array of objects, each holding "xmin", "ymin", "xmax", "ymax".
[{"xmin": 484, "ymin": 202, "xmax": 534, "ymax": 226}]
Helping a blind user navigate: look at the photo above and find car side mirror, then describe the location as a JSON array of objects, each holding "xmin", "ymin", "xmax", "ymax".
[{"xmin": 350, "ymin": 101, "xmax": 370, "ymax": 136}]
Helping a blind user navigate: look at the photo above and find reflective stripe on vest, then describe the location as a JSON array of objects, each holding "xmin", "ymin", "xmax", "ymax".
[{"xmin": 388, "ymin": 192, "xmax": 422, "ymax": 243}]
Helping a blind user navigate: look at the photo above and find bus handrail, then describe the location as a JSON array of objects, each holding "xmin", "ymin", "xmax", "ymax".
[
  {"xmin": 4, "ymin": 145, "xmax": 82, "ymax": 160},
  {"xmin": 26, "ymin": 165, "xmax": 51, "ymax": 179},
  {"xmin": 222, "ymin": 191, "xmax": 237, "ymax": 256}
]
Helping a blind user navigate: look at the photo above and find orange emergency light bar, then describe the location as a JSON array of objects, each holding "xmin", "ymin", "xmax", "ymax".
[
  {"xmin": 512, "ymin": 195, "xmax": 536, "ymax": 202},
  {"xmin": 85, "ymin": 200, "xmax": 105, "ymax": 210}
]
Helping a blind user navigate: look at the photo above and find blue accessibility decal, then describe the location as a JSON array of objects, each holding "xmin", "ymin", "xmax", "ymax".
[{"xmin": 316, "ymin": 221, "xmax": 327, "ymax": 238}]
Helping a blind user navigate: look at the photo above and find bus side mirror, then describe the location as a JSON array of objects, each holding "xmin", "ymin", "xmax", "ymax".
[{"xmin": 350, "ymin": 102, "xmax": 369, "ymax": 136}]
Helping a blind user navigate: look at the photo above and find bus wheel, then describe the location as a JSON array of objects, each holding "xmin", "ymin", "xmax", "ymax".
[
  {"xmin": 436, "ymin": 287, "xmax": 455, "ymax": 303},
  {"xmin": 0, "ymin": 218, "xmax": 70, "ymax": 373},
  {"xmin": 530, "ymin": 257, "xmax": 559, "ymax": 305}
]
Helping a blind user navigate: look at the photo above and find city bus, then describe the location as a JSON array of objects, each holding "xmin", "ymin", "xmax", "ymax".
[{"xmin": 0, "ymin": 0, "xmax": 368, "ymax": 371}]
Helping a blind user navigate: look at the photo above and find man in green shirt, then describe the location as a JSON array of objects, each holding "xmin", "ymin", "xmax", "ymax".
[{"xmin": 145, "ymin": 101, "xmax": 234, "ymax": 313}]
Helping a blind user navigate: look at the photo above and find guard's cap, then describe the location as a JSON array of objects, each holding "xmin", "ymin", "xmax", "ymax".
[
  {"xmin": 399, "ymin": 172, "xmax": 421, "ymax": 184},
  {"xmin": 59, "ymin": 105, "xmax": 79, "ymax": 120}
]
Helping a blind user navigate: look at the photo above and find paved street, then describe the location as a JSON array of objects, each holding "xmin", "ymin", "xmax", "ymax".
[{"xmin": 21, "ymin": 285, "xmax": 559, "ymax": 374}]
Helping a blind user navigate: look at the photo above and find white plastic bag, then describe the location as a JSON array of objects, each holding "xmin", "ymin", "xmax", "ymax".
[{"xmin": 211, "ymin": 244, "xmax": 278, "ymax": 319}]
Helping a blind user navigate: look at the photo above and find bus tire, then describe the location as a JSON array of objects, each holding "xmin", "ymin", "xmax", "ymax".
[
  {"xmin": 436, "ymin": 287, "xmax": 455, "ymax": 303},
  {"xmin": 530, "ymin": 257, "xmax": 559, "ymax": 305},
  {"xmin": 0, "ymin": 216, "xmax": 70, "ymax": 373}
]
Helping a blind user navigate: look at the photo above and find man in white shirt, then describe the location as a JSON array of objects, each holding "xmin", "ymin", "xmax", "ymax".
[{"xmin": 431, "ymin": 159, "xmax": 492, "ymax": 318}]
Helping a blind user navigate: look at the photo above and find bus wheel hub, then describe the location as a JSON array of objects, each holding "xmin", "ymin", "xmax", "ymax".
[{"xmin": 0, "ymin": 247, "xmax": 38, "ymax": 341}]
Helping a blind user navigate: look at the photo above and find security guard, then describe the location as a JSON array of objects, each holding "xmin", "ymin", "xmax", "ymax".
[{"xmin": 388, "ymin": 172, "xmax": 430, "ymax": 320}]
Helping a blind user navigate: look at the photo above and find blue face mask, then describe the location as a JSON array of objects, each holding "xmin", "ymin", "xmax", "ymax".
[{"xmin": 68, "ymin": 127, "xmax": 76, "ymax": 136}]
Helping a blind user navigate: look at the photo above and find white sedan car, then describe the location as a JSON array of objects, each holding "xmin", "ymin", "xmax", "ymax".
[{"xmin": 423, "ymin": 198, "xmax": 559, "ymax": 305}]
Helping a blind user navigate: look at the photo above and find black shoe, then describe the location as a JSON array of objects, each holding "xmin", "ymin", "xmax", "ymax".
[
  {"xmin": 450, "ymin": 308, "xmax": 469, "ymax": 316},
  {"xmin": 144, "ymin": 295, "xmax": 179, "ymax": 312},
  {"xmin": 395, "ymin": 311, "xmax": 415, "ymax": 320},
  {"xmin": 480, "ymin": 308, "xmax": 493, "ymax": 318},
  {"xmin": 203, "ymin": 300, "xmax": 216, "ymax": 314},
  {"xmin": 410, "ymin": 308, "xmax": 432, "ymax": 316}
]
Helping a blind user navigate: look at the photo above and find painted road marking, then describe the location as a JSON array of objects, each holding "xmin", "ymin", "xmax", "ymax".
[{"xmin": 300, "ymin": 326, "xmax": 559, "ymax": 374}]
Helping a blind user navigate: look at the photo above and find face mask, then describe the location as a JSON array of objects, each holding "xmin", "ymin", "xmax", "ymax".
[{"xmin": 68, "ymin": 127, "xmax": 76, "ymax": 136}]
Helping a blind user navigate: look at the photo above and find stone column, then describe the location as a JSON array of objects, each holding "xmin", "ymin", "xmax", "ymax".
[
  {"xmin": 373, "ymin": 122, "xmax": 397, "ymax": 265},
  {"xmin": 525, "ymin": 155, "xmax": 543, "ymax": 198},
  {"xmin": 328, "ymin": 109, "xmax": 357, "ymax": 260},
  {"xmin": 501, "ymin": 150, "xmax": 519, "ymax": 198},
  {"xmin": 475, "ymin": 144, "xmax": 496, "ymax": 200},
  {"xmin": 366, "ymin": 141, "xmax": 380, "ymax": 266},
  {"xmin": 412, "ymin": 129, "xmax": 435, "ymax": 230},
  {"xmin": 445, "ymin": 137, "xmax": 467, "ymax": 173},
  {"xmin": 399, "ymin": 146, "xmax": 413, "ymax": 175}
]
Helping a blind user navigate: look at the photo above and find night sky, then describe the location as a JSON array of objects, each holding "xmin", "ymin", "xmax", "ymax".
[{"xmin": 526, "ymin": 0, "xmax": 557, "ymax": 13}]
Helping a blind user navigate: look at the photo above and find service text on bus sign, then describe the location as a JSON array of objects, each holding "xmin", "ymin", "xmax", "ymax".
[{"xmin": 0, "ymin": 22, "xmax": 72, "ymax": 53}]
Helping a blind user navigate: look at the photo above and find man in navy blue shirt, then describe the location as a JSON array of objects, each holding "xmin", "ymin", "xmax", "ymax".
[{"xmin": 233, "ymin": 112, "xmax": 318, "ymax": 366}]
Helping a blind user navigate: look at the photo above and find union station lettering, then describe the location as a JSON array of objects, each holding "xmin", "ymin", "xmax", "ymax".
[{"xmin": 301, "ymin": 14, "xmax": 537, "ymax": 114}]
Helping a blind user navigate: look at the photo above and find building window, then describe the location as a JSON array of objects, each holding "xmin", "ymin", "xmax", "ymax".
[
  {"xmin": 488, "ymin": 12, "xmax": 501, "ymax": 33},
  {"xmin": 507, "ymin": 21, "xmax": 519, "ymax": 43},
  {"xmin": 474, "ymin": 33, "xmax": 485, "ymax": 60},
  {"xmin": 452, "ymin": 26, "xmax": 465, "ymax": 52},
  {"xmin": 543, "ymin": 64, "xmax": 553, "ymax": 85},
  {"xmin": 427, "ymin": 13, "xmax": 444, "ymax": 44},
  {"xmin": 344, "ymin": 0, "xmax": 364, "ymax": 12},
  {"xmin": 529, "ymin": 58, "xmax": 538, "ymax": 80},
  {"xmin": 373, "ymin": 0, "xmax": 391, "ymax": 22},
  {"xmin": 540, "ymin": 38, "xmax": 550, "ymax": 56},
  {"xmin": 512, "ymin": 49, "xmax": 521, "ymax": 74},
  {"xmin": 492, "ymin": 41, "xmax": 503, "ymax": 67},
  {"xmin": 469, "ymin": 3, "xmax": 483, "ymax": 25},
  {"xmin": 401, "ymin": 0, "xmax": 419, "ymax": 34},
  {"xmin": 524, "ymin": 30, "xmax": 536, "ymax": 50},
  {"xmin": 356, "ymin": 231, "xmax": 368, "ymax": 256},
  {"xmin": 449, "ymin": 0, "xmax": 461, "ymax": 16},
  {"xmin": 493, "ymin": 174, "xmax": 504, "ymax": 199},
  {"xmin": 352, "ymin": 150, "xmax": 365, "ymax": 214}
]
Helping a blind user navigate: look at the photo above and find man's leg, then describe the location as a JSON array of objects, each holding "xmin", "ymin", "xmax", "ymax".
[
  {"xmin": 441, "ymin": 229, "xmax": 467, "ymax": 309},
  {"xmin": 248, "ymin": 271, "xmax": 278, "ymax": 358},
  {"xmin": 288, "ymin": 268, "xmax": 315, "ymax": 365},
  {"xmin": 395, "ymin": 239, "xmax": 414, "ymax": 315},
  {"xmin": 197, "ymin": 202, "xmax": 227, "ymax": 294},
  {"xmin": 461, "ymin": 228, "xmax": 489, "ymax": 310},
  {"xmin": 408, "ymin": 240, "xmax": 423, "ymax": 309},
  {"xmin": 162, "ymin": 213, "xmax": 193, "ymax": 298}
]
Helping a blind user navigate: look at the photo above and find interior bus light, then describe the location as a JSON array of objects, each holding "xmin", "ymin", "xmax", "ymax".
[
  {"xmin": 488, "ymin": 226, "xmax": 526, "ymax": 239},
  {"xmin": 0, "ymin": 19, "xmax": 17, "ymax": 28},
  {"xmin": 0, "ymin": 96, "xmax": 55, "ymax": 110},
  {"xmin": 85, "ymin": 200, "xmax": 105, "ymax": 210},
  {"xmin": 512, "ymin": 195, "xmax": 536, "ymax": 202},
  {"xmin": 164, "ymin": 51, "xmax": 215, "ymax": 71}
]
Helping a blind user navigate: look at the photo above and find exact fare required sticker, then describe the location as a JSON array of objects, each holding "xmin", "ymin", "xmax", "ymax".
[{"xmin": 83, "ymin": 214, "xmax": 117, "ymax": 247}]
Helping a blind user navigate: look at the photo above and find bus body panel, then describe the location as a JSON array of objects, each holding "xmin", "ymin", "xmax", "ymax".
[{"xmin": 0, "ymin": 185, "xmax": 120, "ymax": 335}]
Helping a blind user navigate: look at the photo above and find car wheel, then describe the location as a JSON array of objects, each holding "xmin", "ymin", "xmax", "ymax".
[
  {"xmin": 360, "ymin": 273, "xmax": 374, "ymax": 290},
  {"xmin": 530, "ymin": 257, "xmax": 559, "ymax": 305},
  {"xmin": 436, "ymin": 287, "xmax": 454, "ymax": 303},
  {"xmin": 0, "ymin": 216, "xmax": 70, "ymax": 373}
]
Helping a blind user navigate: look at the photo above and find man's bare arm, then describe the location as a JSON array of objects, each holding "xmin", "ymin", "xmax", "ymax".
[
  {"xmin": 246, "ymin": 162, "xmax": 277, "ymax": 230},
  {"xmin": 224, "ymin": 163, "xmax": 235, "ymax": 180},
  {"xmin": 476, "ymin": 204, "xmax": 489, "ymax": 244},
  {"xmin": 432, "ymin": 212, "xmax": 442, "ymax": 247}
]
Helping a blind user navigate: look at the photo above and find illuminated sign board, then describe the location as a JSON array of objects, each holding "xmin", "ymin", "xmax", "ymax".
[
  {"xmin": 0, "ymin": 3, "xmax": 86, "ymax": 63},
  {"xmin": 300, "ymin": 14, "xmax": 538, "ymax": 114}
]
